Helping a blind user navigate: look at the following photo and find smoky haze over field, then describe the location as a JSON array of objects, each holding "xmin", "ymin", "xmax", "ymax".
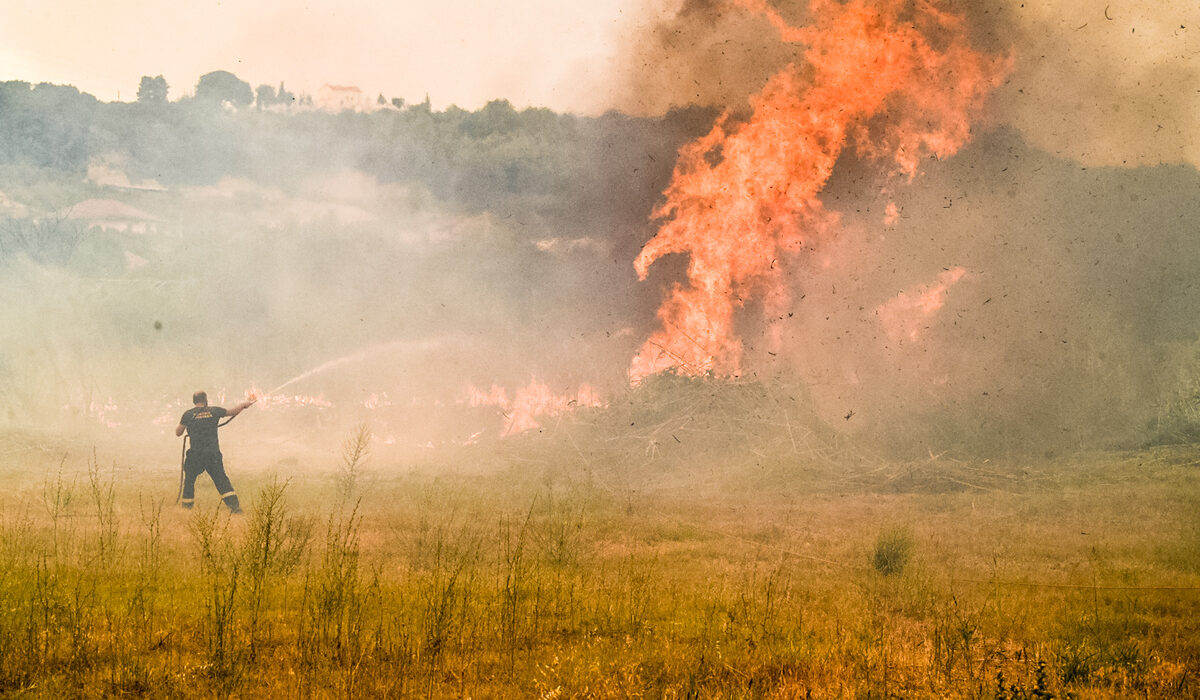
[
  {"xmin": 0, "ymin": 88, "xmax": 719, "ymax": 448},
  {"xmin": 2, "ymin": 0, "xmax": 1199, "ymax": 456},
  {"xmin": 5, "ymin": 6, "xmax": 1200, "ymax": 696}
]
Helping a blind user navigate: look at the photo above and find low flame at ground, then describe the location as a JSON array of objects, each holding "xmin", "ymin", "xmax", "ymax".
[
  {"xmin": 466, "ymin": 380, "xmax": 603, "ymax": 435},
  {"xmin": 138, "ymin": 379, "xmax": 603, "ymax": 444}
]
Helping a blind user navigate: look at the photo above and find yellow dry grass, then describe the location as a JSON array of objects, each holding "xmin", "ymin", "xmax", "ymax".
[{"xmin": 0, "ymin": 424, "xmax": 1197, "ymax": 698}]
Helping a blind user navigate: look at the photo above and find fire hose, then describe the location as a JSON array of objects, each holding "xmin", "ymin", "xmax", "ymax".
[{"xmin": 175, "ymin": 412, "xmax": 240, "ymax": 504}]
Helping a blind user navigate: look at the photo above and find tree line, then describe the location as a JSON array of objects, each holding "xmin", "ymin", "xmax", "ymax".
[{"xmin": 0, "ymin": 73, "xmax": 716, "ymax": 232}]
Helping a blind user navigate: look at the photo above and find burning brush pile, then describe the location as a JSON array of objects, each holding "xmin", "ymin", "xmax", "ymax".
[
  {"xmin": 494, "ymin": 370, "xmax": 852, "ymax": 475},
  {"xmin": 574, "ymin": 0, "xmax": 1195, "ymax": 456},
  {"xmin": 539, "ymin": 0, "xmax": 1018, "ymax": 460},
  {"xmin": 474, "ymin": 0, "xmax": 1186, "ymax": 460},
  {"xmin": 497, "ymin": 371, "xmax": 1049, "ymax": 499}
]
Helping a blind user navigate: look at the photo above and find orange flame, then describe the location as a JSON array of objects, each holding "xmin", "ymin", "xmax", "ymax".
[
  {"xmin": 630, "ymin": 0, "xmax": 1009, "ymax": 381},
  {"xmin": 876, "ymin": 266, "xmax": 966, "ymax": 343},
  {"xmin": 466, "ymin": 380, "xmax": 603, "ymax": 434}
]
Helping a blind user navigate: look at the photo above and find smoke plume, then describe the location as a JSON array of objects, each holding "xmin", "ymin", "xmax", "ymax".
[{"xmin": 614, "ymin": 0, "xmax": 1200, "ymax": 451}]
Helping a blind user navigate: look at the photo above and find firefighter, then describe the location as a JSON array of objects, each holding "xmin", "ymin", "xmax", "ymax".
[{"xmin": 175, "ymin": 390, "xmax": 255, "ymax": 513}]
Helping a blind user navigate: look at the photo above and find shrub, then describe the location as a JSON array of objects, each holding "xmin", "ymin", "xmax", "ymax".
[{"xmin": 872, "ymin": 528, "xmax": 913, "ymax": 576}]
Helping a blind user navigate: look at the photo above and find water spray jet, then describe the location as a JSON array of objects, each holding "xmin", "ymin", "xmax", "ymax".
[{"xmin": 261, "ymin": 340, "xmax": 441, "ymax": 396}]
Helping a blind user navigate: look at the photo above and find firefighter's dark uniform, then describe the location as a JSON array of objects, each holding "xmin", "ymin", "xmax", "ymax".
[{"xmin": 179, "ymin": 405, "xmax": 242, "ymax": 513}]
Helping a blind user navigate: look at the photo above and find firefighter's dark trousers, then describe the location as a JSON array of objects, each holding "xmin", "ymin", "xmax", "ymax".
[{"xmin": 180, "ymin": 449, "xmax": 242, "ymax": 513}]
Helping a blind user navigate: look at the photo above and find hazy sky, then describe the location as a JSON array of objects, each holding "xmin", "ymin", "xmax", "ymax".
[
  {"xmin": 0, "ymin": 0, "xmax": 642, "ymax": 110},
  {"xmin": 1, "ymin": 0, "xmax": 1197, "ymax": 167}
]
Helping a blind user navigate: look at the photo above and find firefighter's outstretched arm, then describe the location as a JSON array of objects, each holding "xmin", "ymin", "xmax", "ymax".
[
  {"xmin": 175, "ymin": 423, "xmax": 186, "ymax": 437},
  {"xmin": 226, "ymin": 398, "xmax": 257, "ymax": 418}
]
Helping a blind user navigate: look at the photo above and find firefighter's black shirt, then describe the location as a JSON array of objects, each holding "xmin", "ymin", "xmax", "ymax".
[{"xmin": 180, "ymin": 406, "xmax": 228, "ymax": 453}]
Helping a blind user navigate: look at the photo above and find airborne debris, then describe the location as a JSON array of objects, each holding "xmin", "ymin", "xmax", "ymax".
[{"xmin": 629, "ymin": 0, "xmax": 1008, "ymax": 381}]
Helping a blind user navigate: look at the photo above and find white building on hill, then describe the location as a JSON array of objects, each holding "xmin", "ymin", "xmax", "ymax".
[{"xmin": 317, "ymin": 84, "xmax": 370, "ymax": 112}]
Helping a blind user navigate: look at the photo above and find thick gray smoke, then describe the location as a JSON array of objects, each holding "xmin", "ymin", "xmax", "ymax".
[
  {"xmin": 608, "ymin": 0, "xmax": 1200, "ymax": 453},
  {"xmin": 1, "ymin": 0, "xmax": 1197, "ymax": 456},
  {"xmin": 612, "ymin": 0, "xmax": 1200, "ymax": 170},
  {"xmin": 765, "ymin": 131, "xmax": 1200, "ymax": 452}
]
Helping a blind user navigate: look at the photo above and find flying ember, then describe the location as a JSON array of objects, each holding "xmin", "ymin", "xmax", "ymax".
[{"xmin": 630, "ymin": 0, "xmax": 1010, "ymax": 381}]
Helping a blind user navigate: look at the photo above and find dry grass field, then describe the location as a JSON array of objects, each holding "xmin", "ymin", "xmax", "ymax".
[{"xmin": 0, "ymin": 383, "xmax": 1198, "ymax": 698}]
